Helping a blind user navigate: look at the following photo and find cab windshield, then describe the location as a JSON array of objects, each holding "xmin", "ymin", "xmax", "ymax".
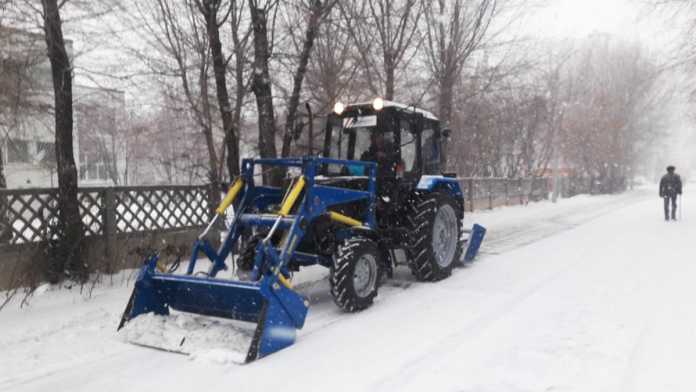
[{"xmin": 325, "ymin": 114, "xmax": 393, "ymax": 175}]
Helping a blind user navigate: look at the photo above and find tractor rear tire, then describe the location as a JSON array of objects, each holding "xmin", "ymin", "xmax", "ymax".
[
  {"xmin": 330, "ymin": 237, "xmax": 382, "ymax": 312},
  {"xmin": 406, "ymin": 193, "xmax": 464, "ymax": 281}
]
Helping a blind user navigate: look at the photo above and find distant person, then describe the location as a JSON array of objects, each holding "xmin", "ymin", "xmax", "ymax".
[{"xmin": 659, "ymin": 165, "xmax": 682, "ymax": 221}]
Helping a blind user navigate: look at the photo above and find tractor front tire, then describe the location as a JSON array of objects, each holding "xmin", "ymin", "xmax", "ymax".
[
  {"xmin": 406, "ymin": 193, "xmax": 464, "ymax": 281},
  {"xmin": 237, "ymin": 233, "xmax": 265, "ymax": 272},
  {"xmin": 330, "ymin": 237, "xmax": 382, "ymax": 312}
]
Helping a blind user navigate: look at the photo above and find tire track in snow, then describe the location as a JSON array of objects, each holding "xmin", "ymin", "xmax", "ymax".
[
  {"xmin": 372, "ymin": 192, "xmax": 652, "ymax": 391},
  {"xmin": 480, "ymin": 190, "xmax": 648, "ymax": 255},
  {"xmin": 371, "ymin": 249, "xmax": 592, "ymax": 391}
]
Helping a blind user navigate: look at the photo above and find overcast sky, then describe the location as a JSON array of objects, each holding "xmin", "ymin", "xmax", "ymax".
[
  {"xmin": 525, "ymin": 0, "xmax": 679, "ymax": 50},
  {"xmin": 534, "ymin": 0, "xmax": 641, "ymax": 37}
]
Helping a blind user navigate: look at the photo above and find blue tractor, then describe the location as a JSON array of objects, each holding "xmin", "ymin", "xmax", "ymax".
[{"xmin": 118, "ymin": 99, "xmax": 486, "ymax": 362}]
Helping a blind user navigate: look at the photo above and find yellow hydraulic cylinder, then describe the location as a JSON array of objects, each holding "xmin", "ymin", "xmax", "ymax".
[
  {"xmin": 279, "ymin": 176, "xmax": 306, "ymax": 216},
  {"xmin": 329, "ymin": 211, "xmax": 363, "ymax": 227},
  {"xmin": 216, "ymin": 178, "xmax": 244, "ymax": 215},
  {"xmin": 277, "ymin": 273, "xmax": 293, "ymax": 289}
]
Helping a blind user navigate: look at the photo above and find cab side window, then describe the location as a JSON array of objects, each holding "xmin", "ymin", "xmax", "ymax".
[
  {"xmin": 399, "ymin": 118, "xmax": 417, "ymax": 174},
  {"xmin": 422, "ymin": 124, "xmax": 440, "ymax": 174}
]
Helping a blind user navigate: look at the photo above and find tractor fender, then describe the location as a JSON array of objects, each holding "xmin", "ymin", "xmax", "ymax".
[
  {"xmin": 416, "ymin": 175, "xmax": 464, "ymax": 200},
  {"xmin": 340, "ymin": 226, "xmax": 392, "ymax": 274}
]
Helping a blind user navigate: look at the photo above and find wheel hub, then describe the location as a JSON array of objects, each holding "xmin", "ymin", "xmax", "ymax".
[
  {"xmin": 432, "ymin": 203, "xmax": 458, "ymax": 268},
  {"xmin": 353, "ymin": 254, "xmax": 378, "ymax": 298}
]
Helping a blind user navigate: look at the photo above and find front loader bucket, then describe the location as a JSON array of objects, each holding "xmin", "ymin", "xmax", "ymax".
[
  {"xmin": 463, "ymin": 223, "xmax": 487, "ymax": 262},
  {"xmin": 118, "ymin": 257, "xmax": 309, "ymax": 363}
]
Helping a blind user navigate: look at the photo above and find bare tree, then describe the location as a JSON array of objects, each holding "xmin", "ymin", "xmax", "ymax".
[
  {"xmin": 304, "ymin": 10, "xmax": 363, "ymax": 113},
  {"xmin": 129, "ymin": 0, "xmax": 223, "ymax": 195},
  {"xmin": 74, "ymin": 97, "xmax": 123, "ymax": 185},
  {"xmin": 558, "ymin": 37, "xmax": 663, "ymax": 191},
  {"xmin": 41, "ymin": 0, "xmax": 86, "ymax": 282},
  {"xmin": 126, "ymin": 102, "xmax": 209, "ymax": 185},
  {"xmin": 279, "ymin": 0, "xmax": 335, "ymax": 158},
  {"xmin": 340, "ymin": 0, "xmax": 423, "ymax": 100},
  {"xmin": 446, "ymin": 51, "xmax": 530, "ymax": 176},
  {"xmin": 422, "ymin": 0, "xmax": 497, "ymax": 127},
  {"xmin": 537, "ymin": 45, "xmax": 575, "ymax": 178},
  {"xmin": 196, "ymin": 0, "xmax": 242, "ymax": 180},
  {"xmin": 227, "ymin": 0, "xmax": 253, "ymax": 178},
  {"xmin": 249, "ymin": 0, "xmax": 281, "ymax": 184}
]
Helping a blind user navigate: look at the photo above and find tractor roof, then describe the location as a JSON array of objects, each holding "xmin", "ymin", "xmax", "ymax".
[{"xmin": 346, "ymin": 100, "xmax": 439, "ymax": 121}]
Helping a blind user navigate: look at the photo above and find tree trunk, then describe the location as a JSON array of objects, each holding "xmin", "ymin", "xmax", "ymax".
[
  {"xmin": 199, "ymin": 66, "xmax": 222, "ymax": 198},
  {"xmin": 385, "ymin": 58, "xmax": 395, "ymax": 100},
  {"xmin": 437, "ymin": 76, "xmax": 454, "ymax": 127},
  {"xmin": 199, "ymin": 0, "xmax": 239, "ymax": 180},
  {"xmin": 437, "ymin": 74, "xmax": 454, "ymax": 170},
  {"xmin": 281, "ymin": 0, "xmax": 325, "ymax": 158},
  {"xmin": 0, "ymin": 144, "xmax": 9, "ymax": 242},
  {"xmin": 249, "ymin": 3, "xmax": 281, "ymax": 185},
  {"xmin": 230, "ymin": 2, "xmax": 250, "ymax": 183},
  {"xmin": 0, "ymin": 147, "xmax": 5, "ymax": 189},
  {"xmin": 230, "ymin": 61, "xmax": 244, "ymax": 177},
  {"xmin": 42, "ymin": 0, "xmax": 86, "ymax": 282}
]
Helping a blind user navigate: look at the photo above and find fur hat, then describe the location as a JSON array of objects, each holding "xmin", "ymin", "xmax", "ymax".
[{"xmin": 667, "ymin": 165, "xmax": 675, "ymax": 172}]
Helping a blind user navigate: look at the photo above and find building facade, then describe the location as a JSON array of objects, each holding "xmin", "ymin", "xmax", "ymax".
[{"xmin": 1, "ymin": 27, "xmax": 126, "ymax": 189}]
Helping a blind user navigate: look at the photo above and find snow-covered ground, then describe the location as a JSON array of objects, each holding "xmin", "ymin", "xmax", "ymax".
[{"xmin": 2, "ymin": 187, "xmax": 695, "ymax": 392}]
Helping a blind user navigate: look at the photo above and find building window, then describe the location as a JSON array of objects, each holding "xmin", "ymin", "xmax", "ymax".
[
  {"xmin": 80, "ymin": 152, "xmax": 109, "ymax": 181},
  {"xmin": 36, "ymin": 142, "xmax": 55, "ymax": 165},
  {"xmin": 7, "ymin": 139, "xmax": 29, "ymax": 163}
]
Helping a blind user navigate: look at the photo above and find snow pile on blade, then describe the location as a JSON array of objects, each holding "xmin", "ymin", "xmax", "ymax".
[{"xmin": 118, "ymin": 312, "xmax": 255, "ymax": 364}]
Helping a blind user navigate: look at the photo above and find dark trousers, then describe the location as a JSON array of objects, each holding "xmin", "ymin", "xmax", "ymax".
[{"xmin": 664, "ymin": 195, "xmax": 678, "ymax": 219}]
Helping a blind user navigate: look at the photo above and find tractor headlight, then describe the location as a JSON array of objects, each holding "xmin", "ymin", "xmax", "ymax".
[
  {"xmin": 333, "ymin": 102, "xmax": 345, "ymax": 115},
  {"xmin": 372, "ymin": 97, "xmax": 384, "ymax": 111}
]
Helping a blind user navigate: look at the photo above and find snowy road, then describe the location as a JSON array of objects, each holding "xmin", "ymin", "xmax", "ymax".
[{"xmin": 2, "ymin": 188, "xmax": 695, "ymax": 392}]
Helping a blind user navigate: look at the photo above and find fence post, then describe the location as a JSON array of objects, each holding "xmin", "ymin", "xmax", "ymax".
[
  {"xmin": 103, "ymin": 188, "xmax": 117, "ymax": 267},
  {"xmin": 468, "ymin": 179, "xmax": 474, "ymax": 212},
  {"xmin": 488, "ymin": 180, "xmax": 493, "ymax": 210},
  {"xmin": 518, "ymin": 178, "xmax": 523, "ymax": 205},
  {"xmin": 0, "ymin": 190, "xmax": 10, "ymax": 243},
  {"xmin": 504, "ymin": 180, "xmax": 509, "ymax": 206}
]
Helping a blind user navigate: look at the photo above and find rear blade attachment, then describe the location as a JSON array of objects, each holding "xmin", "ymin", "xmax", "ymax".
[
  {"xmin": 463, "ymin": 223, "xmax": 487, "ymax": 262},
  {"xmin": 118, "ymin": 256, "xmax": 309, "ymax": 363}
]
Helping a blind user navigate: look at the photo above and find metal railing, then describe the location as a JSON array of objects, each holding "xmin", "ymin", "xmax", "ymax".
[{"xmin": 458, "ymin": 177, "xmax": 550, "ymax": 211}]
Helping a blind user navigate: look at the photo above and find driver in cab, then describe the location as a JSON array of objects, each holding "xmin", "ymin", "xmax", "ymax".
[{"xmin": 360, "ymin": 132, "xmax": 398, "ymax": 177}]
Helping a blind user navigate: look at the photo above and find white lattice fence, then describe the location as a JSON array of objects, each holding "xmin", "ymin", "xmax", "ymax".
[
  {"xmin": 0, "ymin": 185, "xmax": 212, "ymax": 245},
  {"xmin": 113, "ymin": 187, "xmax": 210, "ymax": 233}
]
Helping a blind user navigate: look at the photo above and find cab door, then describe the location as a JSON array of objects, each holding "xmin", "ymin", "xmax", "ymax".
[
  {"xmin": 421, "ymin": 118, "xmax": 441, "ymax": 175},
  {"xmin": 397, "ymin": 112, "xmax": 423, "ymax": 183}
]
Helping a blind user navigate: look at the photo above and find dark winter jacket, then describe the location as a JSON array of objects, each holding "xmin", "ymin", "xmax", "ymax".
[{"xmin": 659, "ymin": 173, "xmax": 682, "ymax": 197}]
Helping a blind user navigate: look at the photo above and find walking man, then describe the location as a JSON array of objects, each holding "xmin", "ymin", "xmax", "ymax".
[{"xmin": 659, "ymin": 165, "xmax": 682, "ymax": 221}]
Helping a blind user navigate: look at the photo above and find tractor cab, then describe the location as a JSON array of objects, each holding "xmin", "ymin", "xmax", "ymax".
[{"xmin": 322, "ymin": 98, "xmax": 445, "ymax": 187}]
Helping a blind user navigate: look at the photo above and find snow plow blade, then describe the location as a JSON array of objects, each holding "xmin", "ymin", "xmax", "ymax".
[
  {"xmin": 463, "ymin": 223, "xmax": 486, "ymax": 262},
  {"xmin": 118, "ymin": 256, "xmax": 309, "ymax": 363}
]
